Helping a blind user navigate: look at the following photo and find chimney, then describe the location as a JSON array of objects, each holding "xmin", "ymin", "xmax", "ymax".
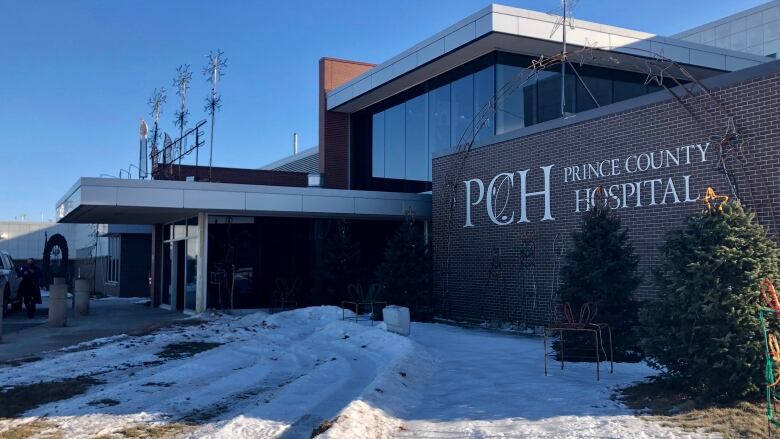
[{"xmin": 293, "ymin": 132, "xmax": 299, "ymax": 155}]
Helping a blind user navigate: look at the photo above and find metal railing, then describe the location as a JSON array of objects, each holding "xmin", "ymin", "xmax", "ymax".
[{"xmin": 150, "ymin": 119, "xmax": 207, "ymax": 180}]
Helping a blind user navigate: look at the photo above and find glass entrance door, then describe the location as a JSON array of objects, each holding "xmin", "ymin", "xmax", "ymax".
[
  {"xmin": 162, "ymin": 217, "xmax": 200, "ymax": 313},
  {"xmin": 184, "ymin": 238, "xmax": 198, "ymax": 310}
]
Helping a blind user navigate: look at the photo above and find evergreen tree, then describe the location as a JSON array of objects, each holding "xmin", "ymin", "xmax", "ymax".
[
  {"xmin": 556, "ymin": 190, "xmax": 642, "ymax": 361},
  {"xmin": 317, "ymin": 220, "xmax": 366, "ymax": 305},
  {"xmin": 640, "ymin": 198, "xmax": 779, "ymax": 400},
  {"xmin": 376, "ymin": 212, "xmax": 433, "ymax": 321}
]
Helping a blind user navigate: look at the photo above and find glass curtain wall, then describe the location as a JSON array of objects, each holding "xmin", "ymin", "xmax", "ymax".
[{"xmin": 366, "ymin": 51, "xmax": 679, "ymax": 183}]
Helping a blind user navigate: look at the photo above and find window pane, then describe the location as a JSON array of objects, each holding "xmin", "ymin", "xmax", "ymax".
[
  {"xmin": 173, "ymin": 223, "xmax": 186, "ymax": 240},
  {"xmin": 613, "ymin": 70, "xmax": 647, "ymax": 102},
  {"xmin": 428, "ymin": 84, "xmax": 451, "ymax": 154},
  {"xmin": 575, "ymin": 65, "xmax": 613, "ymax": 112},
  {"xmin": 496, "ymin": 63, "xmax": 526, "ymax": 135},
  {"xmin": 535, "ymin": 70, "xmax": 574, "ymax": 123},
  {"xmin": 384, "ymin": 103, "xmax": 406, "ymax": 179},
  {"xmin": 372, "ymin": 112, "xmax": 385, "ymax": 178},
  {"xmin": 451, "ymin": 74, "xmax": 473, "ymax": 149},
  {"xmin": 186, "ymin": 217, "xmax": 198, "ymax": 238},
  {"xmin": 534, "ymin": 71, "xmax": 559, "ymax": 123},
  {"xmin": 474, "ymin": 65, "xmax": 494, "ymax": 143},
  {"xmin": 405, "ymin": 94, "xmax": 428, "ymax": 181}
]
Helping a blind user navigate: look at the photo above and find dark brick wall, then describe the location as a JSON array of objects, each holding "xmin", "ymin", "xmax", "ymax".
[
  {"xmin": 319, "ymin": 58, "xmax": 375, "ymax": 189},
  {"xmin": 432, "ymin": 70, "xmax": 780, "ymax": 326},
  {"xmin": 153, "ymin": 164, "xmax": 308, "ymax": 187}
]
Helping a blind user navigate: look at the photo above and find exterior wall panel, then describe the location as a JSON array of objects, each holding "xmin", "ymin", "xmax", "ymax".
[{"xmin": 432, "ymin": 69, "xmax": 780, "ymax": 326}]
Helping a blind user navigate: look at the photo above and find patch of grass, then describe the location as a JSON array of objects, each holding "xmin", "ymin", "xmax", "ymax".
[
  {"xmin": 180, "ymin": 403, "xmax": 230, "ymax": 424},
  {"xmin": 128, "ymin": 319, "xmax": 205, "ymax": 337},
  {"xmin": 619, "ymin": 378, "xmax": 773, "ymax": 438},
  {"xmin": 86, "ymin": 398, "xmax": 120, "ymax": 407},
  {"xmin": 311, "ymin": 417, "xmax": 338, "ymax": 438},
  {"xmin": 142, "ymin": 381, "xmax": 173, "ymax": 388},
  {"xmin": 0, "ymin": 419, "xmax": 63, "ymax": 439},
  {"xmin": 156, "ymin": 341, "xmax": 222, "ymax": 360},
  {"xmin": 0, "ymin": 355, "xmax": 43, "ymax": 368},
  {"xmin": 95, "ymin": 422, "xmax": 195, "ymax": 438},
  {"xmin": 0, "ymin": 376, "xmax": 103, "ymax": 418}
]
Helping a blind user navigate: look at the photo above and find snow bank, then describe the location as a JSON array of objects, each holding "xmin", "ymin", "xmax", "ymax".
[{"xmin": 0, "ymin": 307, "xmax": 706, "ymax": 438}]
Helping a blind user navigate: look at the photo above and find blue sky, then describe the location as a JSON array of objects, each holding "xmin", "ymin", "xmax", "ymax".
[{"xmin": 0, "ymin": 0, "xmax": 769, "ymax": 221}]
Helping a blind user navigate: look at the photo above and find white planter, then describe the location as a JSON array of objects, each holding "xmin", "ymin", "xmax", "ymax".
[
  {"xmin": 74, "ymin": 279, "xmax": 90, "ymax": 316},
  {"xmin": 383, "ymin": 305, "xmax": 410, "ymax": 336},
  {"xmin": 49, "ymin": 282, "xmax": 68, "ymax": 327}
]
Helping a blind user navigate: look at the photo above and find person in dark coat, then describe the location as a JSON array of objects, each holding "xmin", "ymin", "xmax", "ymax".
[{"xmin": 18, "ymin": 259, "xmax": 42, "ymax": 319}]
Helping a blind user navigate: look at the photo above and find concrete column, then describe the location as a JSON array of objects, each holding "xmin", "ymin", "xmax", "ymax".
[
  {"xmin": 196, "ymin": 212, "xmax": 208, "ymax": 313},
  {"xmin": 74, "ymin": 278, "xmax": 90, "ymax": 316},
  {"xmin": 49, "ymin": 279, "xmax": 68, "ymax": 327}
]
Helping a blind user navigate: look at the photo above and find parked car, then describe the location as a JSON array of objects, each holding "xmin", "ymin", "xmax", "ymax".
[{"xmin": 0, "ymin": 250, "xmax": 22, "ymax": 314}]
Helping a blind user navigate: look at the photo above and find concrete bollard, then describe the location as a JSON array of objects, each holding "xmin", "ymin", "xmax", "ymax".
[
  {"xmin": 74, "ymin": 279, "xmax": 90, "ymax": 316},
  {"xmin": 49, "ymin": 279, "xmax": 68, "ymax": 327}
]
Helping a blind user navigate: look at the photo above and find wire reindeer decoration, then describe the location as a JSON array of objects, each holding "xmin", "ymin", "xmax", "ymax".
[
  {"xmin": 550, "ymin": 232, "xmax": 567, "ymax": 322},
  {"xmin": 487, "ymin": 247, "xmax": 507, "ymax": 323},
  {"xmin": 517, "ymin": 234, "xmax": 537, "ymax": 327}
]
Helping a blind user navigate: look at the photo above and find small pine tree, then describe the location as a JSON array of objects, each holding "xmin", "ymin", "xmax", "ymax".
[
  {"xmin": 556, "ymin": 190, "xmax": 642, "ymax": 361},
  {"xmin": 640, "ymin": 198, "xmax": 779, "ymax": 400},
  {"xmin": 317, "ymin": 220, "xmax": 366, "ymax": 305},
  {"xmin": 376, "ymin": 212, "xmax": 433, "ymax": 321}
]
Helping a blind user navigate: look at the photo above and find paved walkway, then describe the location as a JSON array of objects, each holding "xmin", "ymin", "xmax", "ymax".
[{"xmin": 0, "ymin": 296, "xmax": 186, "ymax": 362}]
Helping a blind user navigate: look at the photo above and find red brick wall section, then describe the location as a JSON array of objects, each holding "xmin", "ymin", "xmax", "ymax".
[
  {"xmin": 432, "ymin": 71, "xmax": 780, "ymax": 326},
  {"xmin": 153, "ymin": 164, "xmax": 308, "ymax": 187},
  {"xmin": 319, "ymin": 58, "xmax": 375, "ymax": 189}
]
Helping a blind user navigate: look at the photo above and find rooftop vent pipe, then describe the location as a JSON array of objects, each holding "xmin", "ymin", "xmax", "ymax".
[{"xmin": 293, "ymin": 132, "xmax": 299, "ymax": 155}]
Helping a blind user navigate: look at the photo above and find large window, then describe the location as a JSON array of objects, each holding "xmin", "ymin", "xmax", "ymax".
[
  {"xmin": 428, "ymin": 84, "xmax": 451, "ymax": 154},
  {"xmin": 473, "ymin": 65, "xmax": 494, "ymax": 144},
  {"xmin": 372, "ymin": 112, "xmax": 385, "ymax": 177},
  {"xmin": 384, "ymin": 103, "xmax": 405, "ymax": 179},
  {"xmin": 405, "ymin": 94, "xmax": 428, "ymax": 181},
  {"xmin": 450, "ymin": 74, "xmax": 473, "ymax": 150},
  {"xmin": 363, "ymin": 51, "xmax": 684, "ymax": 184}
]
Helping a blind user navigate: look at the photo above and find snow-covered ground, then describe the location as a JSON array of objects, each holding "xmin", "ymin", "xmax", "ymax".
[{"xmin": 0, "ymin": 307, "xmax": 708, "ymax": 438}]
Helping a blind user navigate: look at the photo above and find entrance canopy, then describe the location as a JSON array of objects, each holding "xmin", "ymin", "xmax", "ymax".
[{"xmin": 56, "ymin": 178, "xmax": 431, "ymax": 224}]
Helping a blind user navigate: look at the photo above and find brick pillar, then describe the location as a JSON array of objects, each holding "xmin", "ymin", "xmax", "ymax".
[{"xmin": 318, "ymin": 58, "xmax": 375, "ymax": 189}]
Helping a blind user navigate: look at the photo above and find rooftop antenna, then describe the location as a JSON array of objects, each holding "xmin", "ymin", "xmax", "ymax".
[
  {"xmin": 173, "ymin": 64, "xmax": 192, "ymax": 176},
  {"xmin": 203, "ymin": 49, "xmax": 227, "ymax": 181},
  {"xmin": 147, "ymin": 88, "xmax": 167, "ymax": 177},
  {"xmin": 550, "ymin": 0, "xmax": 580, "ymax": 117}
]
